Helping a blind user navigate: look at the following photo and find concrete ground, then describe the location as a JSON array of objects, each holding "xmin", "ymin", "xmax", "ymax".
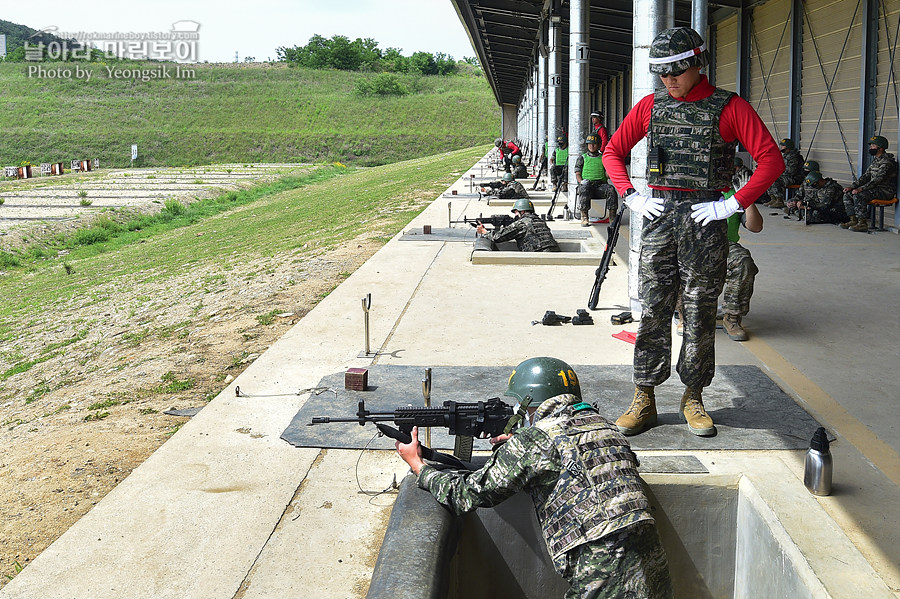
[{"xmin": 1, "ymin": 154, "xmax": 899, "ymax": 598}]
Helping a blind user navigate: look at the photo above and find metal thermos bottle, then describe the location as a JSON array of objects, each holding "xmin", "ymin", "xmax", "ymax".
[{"xmin": 804, "ymin": 427, "xmax": 832, "ymax": 496}]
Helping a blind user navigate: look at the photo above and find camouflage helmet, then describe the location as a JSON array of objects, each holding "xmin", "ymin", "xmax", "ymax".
[
  {"xmin": 495, "ymin": 138, "xmax": 503, "ymax": 147},
  {"xmin": 803, "ymin": 159, "xmax": 820, "ymax": 172},
  {"xmin": 804, "ymin": 171, "xmax": 822, "ymax": 185},
  {"xmin": 504, "ymin": 357, "xmax": 582, "ymax": 409},
  {"xmin": 511, "ymin": 198, "xmax": 535, "ymax": 212},
  {"xmin": 512, "ymin": 155, "xmax": 522, "ymax": 164},
  {"xmin": 649, "ymin": 27, "xmax": 709, "ymax": 75},
  {"xmin": 870, "ymin": 135, "xmax": 889, "ymax": 149},
  {"xmin": 585, "ymin": 133, "xmax": 600, "ymax": 145},
  {"xmin": 502, "ymin": 172, "xmax": 514, "ymax": 182},
  {"xmin": 780, "ymin": 138, "xmax": 795, "ymax": 150},
  {"xmin": 733, "ymin": 156, "xmax": 744, "ymax": 167}
]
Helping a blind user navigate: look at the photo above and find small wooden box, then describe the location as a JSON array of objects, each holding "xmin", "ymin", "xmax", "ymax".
[{"xmin": 344, "ymin": 368, "xmax": 368, "ymax": 391}]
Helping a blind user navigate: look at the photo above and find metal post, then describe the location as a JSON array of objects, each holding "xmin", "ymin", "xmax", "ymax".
[
  {"xmin": 538, "ymin": 30, "xmax": 548, "ymax": 168},
  {"xmin": 629, "ymin": 0, "xmax": 674, "ymax": 315},
  {"xmin": 691, "ymin": 0, "xmax": 708, "ymax": 49},
  {"xmin": 361, "ymin": 294, "xmax": 372, "ymax": 356},
  {"xmin": 567, "ymin": 0, "xmax": 591, "ymax": 214},
  {"xmin": 422, "ymin": 368, "xmax": 432, "ymax": 447}
]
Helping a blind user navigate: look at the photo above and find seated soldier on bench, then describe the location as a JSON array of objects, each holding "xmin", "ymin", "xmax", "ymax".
[{"xmin": 575, "ymin": 133, "xmax": 617, "ymax": 227}]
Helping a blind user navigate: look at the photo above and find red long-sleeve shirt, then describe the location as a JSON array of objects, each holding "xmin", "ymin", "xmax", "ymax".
[{"xmin": 602, "ymin": 76, "xmax": 783, "ymax": 208}]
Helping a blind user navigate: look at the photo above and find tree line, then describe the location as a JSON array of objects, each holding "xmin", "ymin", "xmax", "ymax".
[{"xmin": 276, "ymin": 34, "xmax": 478, "ymax": 75}]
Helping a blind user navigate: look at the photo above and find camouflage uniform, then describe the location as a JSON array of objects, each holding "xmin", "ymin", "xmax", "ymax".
[
  {"xmin": 798, "ymin": 177, "xmax": 847, "ymax": 225},
  {"xmin": 842, "ymin": 152, "xmax": 898, "ymax": 219},
  {"xmin": 513, "ymin": 163, "xmax": 530, "ymax": 180},
  {"xmin": 575, "ymin": 151, "xmax": 618, "ymax": 215},
  {"xmin": 552, "ymin": 146, "xmax": 569, "ymax": 190},
  {"xmin": 768, "ymin": 148, "xmax": 804, "ymax": 203},
  {"xmin": 722, "ymin": 213, "xmax": 758, "ymax": 318},
  {"xmin": 634, "ymin": 88, "xmax": 735, "ymax": 389},
  {"xmin": 484, "ymin": 180, "xmax": 529, "ymax": 199},
  {"xmin": 484, "ymin": 212, "xmax": 560, "ymax": 252},
  {"xmin": 416, "ymin": 393, "xmax": 673, "ymax": 599}
]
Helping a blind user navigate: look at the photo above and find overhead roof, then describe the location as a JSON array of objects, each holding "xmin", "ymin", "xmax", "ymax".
[{"xmin": 451, "ymin": 0, "xmax": 742, "ymax": 107}]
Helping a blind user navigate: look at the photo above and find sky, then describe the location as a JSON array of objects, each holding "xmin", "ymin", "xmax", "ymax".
[{"xmin": 17, "ymin": 0, "xmax": 476, "ymax": 63}]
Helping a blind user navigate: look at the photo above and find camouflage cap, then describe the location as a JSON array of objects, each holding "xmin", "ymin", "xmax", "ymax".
[
  {"xmin": 870, "ymin": 135, "xmax": 889, "ymax": 149},
  {"xmin": 804, "ymin": 171, "xmax": 822, "ymax": 185},
  {"xmin": 649, "ymin": 27, "xmax": 708, "ymax": 75},
  {"xmin": 780, "ymin": 138, "xmax": 795, "ymax": 150},
  {"xmin": 585, "ymin": 133, "xmax": 600, "ymax": 145},
  {"xmin": 590, "ymin": 111, "xmax": 601, "ymax": 118},
  {"xmin": 803, "ymin": 160, "xmax": 820, "ymax": 171}
]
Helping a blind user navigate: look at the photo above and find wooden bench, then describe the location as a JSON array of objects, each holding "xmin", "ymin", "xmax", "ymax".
[{"xmin": 867, "ymin": 197, "xmax": 898, "ymax": 231}]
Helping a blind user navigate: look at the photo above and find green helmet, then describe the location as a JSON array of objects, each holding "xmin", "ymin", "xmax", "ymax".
[
  {"xmin": 502, "ymin": 172, "xmax": 514, "ymax": 182},
  {"xmin": 649, "ymin": 27, "xmax": 708, "ymax": 75},
  {"xmin": 512, "ymin": 155, "xmax": 522, "ymax": 164},
  {"xmin": 803, "ymin": 160, "xmax": 819, "ymax": 172},
  {"xmin": 495, "ymin": 138, "xmax": 503, "ymax": 147},
  {"xmin": 780, "ymin": 138, "xmax": 795, "ymax": 150},
  {"xmin": 511, "ymin": 198, "xmax": 535, "ymax": 212},
  {"xmin": 585, "ymin": 133, "xmax": 600, "ymax": 145},
  {"xmin": 870, "ymin": 135, "xmax": 889, "ymax": 149},
  {"xmin": 504, "ymin": 357, "xmax": 582, "ymax": 408},
  {"xmin": 804, "ymin": 171, "xmax": 822, "ymax": 185}
]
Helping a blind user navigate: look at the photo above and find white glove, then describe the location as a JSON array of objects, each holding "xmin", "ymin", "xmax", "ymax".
[
  {"xmin": 624, "ymin": 191, "xmax": 665, "ymax": 220},
  {"xmin": 691, "ymin": 196, "xmax": 743, "ymax": 225}
]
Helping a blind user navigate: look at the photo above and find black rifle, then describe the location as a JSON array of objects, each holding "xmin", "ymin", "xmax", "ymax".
[
  {"xmin": 309, "ymin": 398, "xmax": 515, "ymax": 469},
  {"xmin": 450, "ymin": 213, "xmax": 515, "ymax": 229},
  {"xmin": 587, "ymin": 201, "xmax": 627, "ymax": 310},
  {"xmin": 531, "ymin": 156, "xmax": 547, "ymax": 190},
  {"xmin": 546, "ymin": 178, "xmax": 564, "ymax": 221}
]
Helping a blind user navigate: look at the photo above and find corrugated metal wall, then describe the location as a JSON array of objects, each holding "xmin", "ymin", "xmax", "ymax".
[
  {"xmin": 715, "ymin": 14, "xmax": 739, "ymax": 92},
  {"xmin": 876, "ymin": 0, "xmax": 900, "ymax": 157},
  {"xmin": 749, "ymin": 0, "xmax": 793, "ymax": 144},
  {"xmin": 798, "ymin": 0, "xmax": 864, "ymax": 182}
]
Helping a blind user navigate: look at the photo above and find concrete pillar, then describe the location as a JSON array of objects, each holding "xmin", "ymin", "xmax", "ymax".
[
  {"xmin": 628, "ymin": 0, "xmax": 673, "ymax": 314},
  {"xmin": 567, "ymin": 0, "xmax": 591, "ymax": 213},
  {"xmin": 502, "ymin": 104, "xmax": 518, "ymax": 142},
  {"xmin": 548, "ymin": 11, "xmax": 563, "ymax": 184},
  {"xmin": 538, "ymin": 34, "xmax": 548, "ymax": 166},
  {"xmin": 691, "ymin": 0, "xmax": 708, "ymax": 45}
]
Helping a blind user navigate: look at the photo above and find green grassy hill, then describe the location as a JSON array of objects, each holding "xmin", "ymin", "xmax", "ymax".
[{"xmin": 0, "ymin": 61, "xmax": 499, "ymax": 167}]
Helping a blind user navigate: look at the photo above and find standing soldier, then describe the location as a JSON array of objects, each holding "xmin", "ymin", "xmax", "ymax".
[
  {"xmin": 590, "ymin": 111, "xmax": 610, "ymax": 153},
  {"xmin": 765, "ymin": 138, "xmax": 804, "ymax": 209},
  {"xmin": 575, "ymin": 133, "xmax": 618, "ymax": 226},
  {"xmin": 550, "ymin": 136, "xmax": 569, "ymax": 193},
  {"xmin": 602, "ymin": 27, "xmax": 783, "ymax": 437},
  {"xmin": 841, "ymin": 135, "xmax": 898, "ymax": 232}
]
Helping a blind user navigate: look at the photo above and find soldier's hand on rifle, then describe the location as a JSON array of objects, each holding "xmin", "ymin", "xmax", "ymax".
[
  {"xmin": 490, "ymin": 433, "xmax": 513, "ymax": 446},
  {"xmin": 624, "ymin": 190, "xmax": 665, "ymax": 220},
  {"xmin": 396, "ymin": 426, "xmax": 426, "ymax": 474},
  {"xmin": 476, "ymin": 222, "xmax": 487, "ymax": 235}
]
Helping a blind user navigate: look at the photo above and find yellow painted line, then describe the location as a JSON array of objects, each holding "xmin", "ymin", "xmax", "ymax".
[{"xmin": 743, "ymin": 337, "xmax": 900, "ymax": 488}]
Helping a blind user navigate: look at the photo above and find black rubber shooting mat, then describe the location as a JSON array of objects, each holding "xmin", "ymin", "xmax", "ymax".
[
  {"xmin": 281, "ymin": 364, "xmax": 821, "ymax": 452},
  {"xmin": 399, "ymin": 227, "xmax": 592, "ymax": 243}
]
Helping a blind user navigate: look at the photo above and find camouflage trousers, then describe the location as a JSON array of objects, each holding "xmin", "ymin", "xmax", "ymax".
[
  {"xmin": 563, "ymin": 522, "xmax": 673, "ymax": 599},
  {"xmin": 635, "ymin": 191, "xmax": 728, "ymax": 389},
  {"xmin": 722, "ymin": 242, "xmax": 758, "ymax": 317},
  {"xmin": 767, "ymin": 173, "xmax": 801, "ymax": 202},
  {"xmin": 551, "ymin": 165, "xmax": 568, "ymax": 187},
  {"xmin": 576, "ymin": 181, "xmax": 618, "ymax": 215},
  {"xmin": 842, "ymin": 188, "xmax": 893, "ymax": 219}
]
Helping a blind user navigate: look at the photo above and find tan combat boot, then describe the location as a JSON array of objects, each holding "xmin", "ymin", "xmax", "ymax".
[
  {"xmin": 680, "ymin": 387, "xmax": 715, "ymax": 436},
  {"xmin": 851, "ymin": 217, "xmax": 869, "ymax": 232},
  {"xmin": 580, "ymin": 210, "xmax": 590, "ymax": 227},
  {"xmin": 723, "ymin": 314, "xmax": 747, "ymax": 341},
  {"xmin": 839, "ymin": 215, "xmax": 858, "ymax": 229},
  {"xmin": 767, "ymin": 197, "xmax": 785, "ymax": 209},
  {"xmin": 616, "ymin": 386, "xmax": 657, "ymax": 435}
]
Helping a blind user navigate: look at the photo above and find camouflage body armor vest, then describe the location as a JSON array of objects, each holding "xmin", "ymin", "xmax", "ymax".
[
  {"xmin": 533, "ymin": 404, "xmax": 651, "ymax": 566},
  {"xmin": 648, "ymin": 87, "xmax": 736, "ymax": 190},
  {"xmin": 580, "ymin": 153, "xmax": 606, "ymax": 181},
  {"xmin": 518, "ymin": 213, "xmax": 558, "ymax": 252}
]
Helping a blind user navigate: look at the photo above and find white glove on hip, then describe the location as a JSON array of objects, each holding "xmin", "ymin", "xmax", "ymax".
[
  {"xmin": 624, "ymin": 191, "xmax": 665, "ymax": 220},
  {"xmin": 691, "ymin": 196, "xmax": 742, "ymax": 225}
]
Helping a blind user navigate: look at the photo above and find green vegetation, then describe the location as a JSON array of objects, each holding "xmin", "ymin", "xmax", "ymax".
[
  {"xmin": 0, "ymin": 60, "xmax": 497, "ymax": 168},
  {"xmin": 0, "ymin": 148, "xmax": 488, "ymax": 360}
]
